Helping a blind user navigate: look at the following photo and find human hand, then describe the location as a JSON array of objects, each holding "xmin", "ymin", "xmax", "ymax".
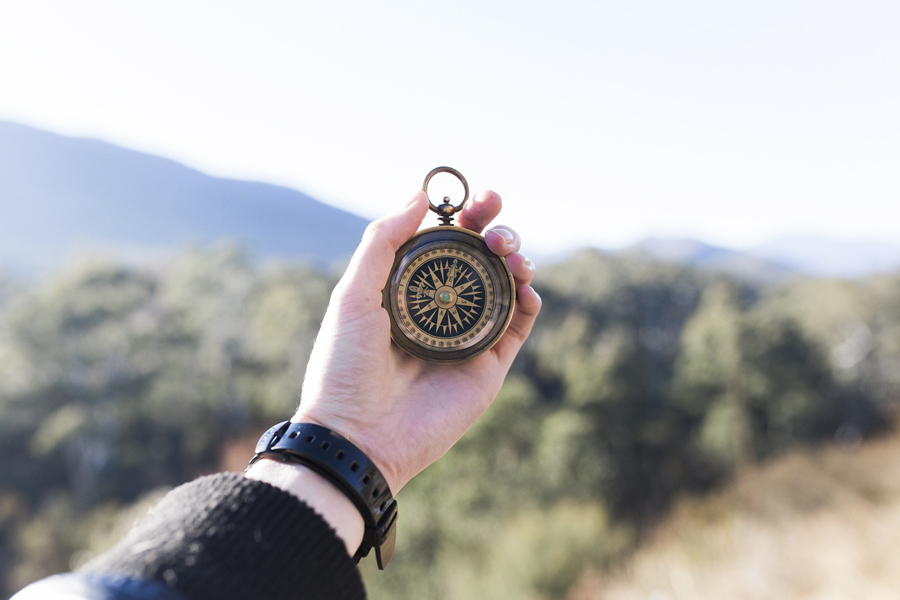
[{"xmin": 293, "ymin": 189, "xmax": 541, "ymax": 493}]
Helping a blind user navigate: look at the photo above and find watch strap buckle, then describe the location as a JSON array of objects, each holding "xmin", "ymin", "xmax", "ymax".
[{"xmin": 355, "ymin": 499, "xmax": 398, "ymax": 568}]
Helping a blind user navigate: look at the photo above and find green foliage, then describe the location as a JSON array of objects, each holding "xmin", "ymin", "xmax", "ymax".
[
  {"xmin": 0, "ymin": 252, "xmax": 334, "ymax": 597},
  {"xmin": 1, "ymin": 249, "xmax": 897, "ymax": 599}
]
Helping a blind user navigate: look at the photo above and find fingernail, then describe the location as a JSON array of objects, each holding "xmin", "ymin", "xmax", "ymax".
[{"xmin": 493, "ymin": 228, "xmax": 514, "ymax": 244}]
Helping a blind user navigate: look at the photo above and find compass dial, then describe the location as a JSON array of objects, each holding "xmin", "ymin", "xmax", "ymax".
[
  {"xmin": 400, "ymin": 247, "xmax": 491, "ymax": 347},
  {"xmin": 385, "ymin": 227, "xmax": 515, "ymax": 363}
]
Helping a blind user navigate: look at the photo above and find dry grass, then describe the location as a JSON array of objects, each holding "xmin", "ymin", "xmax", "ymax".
[{"xmin": 571, "ymin": 432, "xmax": 900, "ymax": 600}]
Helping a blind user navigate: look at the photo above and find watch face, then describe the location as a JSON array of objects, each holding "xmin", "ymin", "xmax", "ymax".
[{"xmin": 384, "ymin": 227, "xmax": 515, "ymax": 363}]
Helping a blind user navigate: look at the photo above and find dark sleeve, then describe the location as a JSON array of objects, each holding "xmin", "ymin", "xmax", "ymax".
[
  {"xmin": 79, "ymin": 472, "xmax": 366, "ymax": 600},
  {"xmin": 12, "ymin": 572, "xmax": 189, "ymax": 599}
]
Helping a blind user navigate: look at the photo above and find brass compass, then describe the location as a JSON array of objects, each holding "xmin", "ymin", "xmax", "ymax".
[{"xmin": 383, "ymin": 167, "xmax": 516, "ymax": 364}]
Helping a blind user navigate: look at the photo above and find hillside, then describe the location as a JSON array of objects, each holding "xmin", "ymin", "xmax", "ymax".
[
  {"xmin": 4, "ymin": 120, "xmax": 900, "ymax": 281},
  {"xmin": 0, "ymin": 121, "xmax": 369, "ymax": 271},
  {"xmin": 575, "ymin": 432, "xmax": 900, "ymax": 599},
  {"xmin": 2, "ymin": 247, "xmax": 900, "ymax": 598},
  {"xmin": 624, "ymin": 237, "xmax": 900, "ymax": 282}
]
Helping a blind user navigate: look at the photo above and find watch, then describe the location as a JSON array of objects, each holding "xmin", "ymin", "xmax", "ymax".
[{"xmin": 249, "ymin": 421, "xmax": 398, "ymax": 569}]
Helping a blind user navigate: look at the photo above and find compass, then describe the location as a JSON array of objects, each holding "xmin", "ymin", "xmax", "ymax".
[{"xmin": 383, "ymin": 167, "xmax": 516, "ymax": 364}]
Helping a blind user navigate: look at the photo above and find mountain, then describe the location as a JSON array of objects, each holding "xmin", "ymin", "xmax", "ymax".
[
  {"xmin": 747, "ymin": 237, "xmax": 900, "ymax": 279},
  {"xmin": 4, "ymin": 120, "xmax": 898, "ymax": 281},
  {"xmin": 623, "ymin": 237, "xmax": 900, "ymax": 281},
  {"xmin": 0, "ymin": 121, "xmax": 369, "ymax": 272},
  {"xmin": 621, "ymin": 238, "xmax": 796, "ymax": 282}
]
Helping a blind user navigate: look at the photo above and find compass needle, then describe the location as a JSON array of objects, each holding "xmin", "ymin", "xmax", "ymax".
[{"xmin": 447, "ymin": 260, "xmax": 459, "ymax": 287}]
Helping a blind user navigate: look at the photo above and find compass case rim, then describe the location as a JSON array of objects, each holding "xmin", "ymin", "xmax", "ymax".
[{"xmin": 382, "ymin": 226, "xmax": 516, "ymax": 364}]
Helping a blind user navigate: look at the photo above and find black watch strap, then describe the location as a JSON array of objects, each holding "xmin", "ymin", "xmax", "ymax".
[{"xmin": 248, "ymin": 421, "xmax": 398, "ymax": 569}]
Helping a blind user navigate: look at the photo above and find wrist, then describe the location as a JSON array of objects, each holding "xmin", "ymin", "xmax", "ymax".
[
  {"xmin": 247, "ymin": 421, "xmax": 399, "ymax": 569},
  {"xmin": 245, "ymin": 459, "xmax": 364, "ymax": 557},
  {"xmin": 291, "ymin": 412, "xmax": 405, "ymax": 493}
]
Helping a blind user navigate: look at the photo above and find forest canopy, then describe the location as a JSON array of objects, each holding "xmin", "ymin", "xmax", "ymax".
[{"xmin": 1, "ymin": 247, "xmax": 897, "ymax": 599}]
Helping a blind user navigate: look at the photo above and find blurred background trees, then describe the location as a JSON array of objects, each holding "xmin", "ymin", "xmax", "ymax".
[{"xmin": 0, "ymin": 247, "xmax": 895, "ymax": 599}]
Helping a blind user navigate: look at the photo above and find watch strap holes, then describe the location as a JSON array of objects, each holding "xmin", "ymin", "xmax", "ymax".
[
  {"xmin": 363, "ymin": 475, "xmax": 371, "ymax": 485},
  {"xmin": 350, "ymin": 461, "xmax": 360, "ymax": 472},
  {"xmin": 321, "ymin": 441, "xmax": 330, "ymax": 450},
  {"xmin": 379, "ymin": 501, "xmax": 387, "ymax": 512},
  {"xmin": 372, "ymin": 488, "xmax": 381, "ymax": 499},
  {"xmin": 288, "ymin": 431, "xmax": 298, "ymax": 439},
  {"xmin": 336, "ymin": 450, "xmax": 345, "ymax": 460},
  {"xmin": 305, "ymin": 435, "xmax": 315, "ymax": 443}
]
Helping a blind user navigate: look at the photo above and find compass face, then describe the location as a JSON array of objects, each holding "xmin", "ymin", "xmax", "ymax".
[
  {"xmin": 399, "ymin": 248, "xmax": 491, "ymax": 347},
  {"xmin": 385, "ymin": 227, "xmax": 515, "ymax": 363}
]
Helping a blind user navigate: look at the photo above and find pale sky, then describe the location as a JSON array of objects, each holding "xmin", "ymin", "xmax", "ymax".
[{"xmin": 1, "ymin": 0, "xmax": 898, "ymax": 254}]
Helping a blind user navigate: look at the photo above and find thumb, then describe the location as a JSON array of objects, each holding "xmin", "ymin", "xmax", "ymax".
[{"xmin": 338, "ymin": 190, "xmax": 429, "ymax": 301}]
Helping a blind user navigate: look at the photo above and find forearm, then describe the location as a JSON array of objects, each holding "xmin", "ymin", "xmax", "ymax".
[
  {"xmin": 13, "ymin": 465, "xmax": 368, "ymax": 600},
  {"xmin": 77, "ymin": 472, "xmax": 365, "ymax": 600},
  {"xmin": 244, "ymin": 458, "xmax": 365, "ymax": 557}
]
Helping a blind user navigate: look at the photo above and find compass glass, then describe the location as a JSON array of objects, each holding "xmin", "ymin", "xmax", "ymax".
[
  {"xmin": 398, "ymin": 244, "xmax": 493, "ymax": 349},
  {"xmin": 385, "ymin": 227, "xmax": 515, "ymax": 363}
]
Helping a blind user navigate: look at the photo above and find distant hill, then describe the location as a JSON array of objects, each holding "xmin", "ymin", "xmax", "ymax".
[
  {"xmin": 0, "ymin": 121, "xmax": 369, "ymax": 272},
  {"xmin": 748, "ymin": 237, "xmax": 900, "ymax": 279},
  {"xmin": 4, "ymin": 120, "xmax": 898, "ymax": 281},
  {"xmin": 623, "ymin": 237, "xmax": 900, "ymax": 281},
  {"xmin": 621, "ymin": 238, "xmax": 795, "ymax": 283}
]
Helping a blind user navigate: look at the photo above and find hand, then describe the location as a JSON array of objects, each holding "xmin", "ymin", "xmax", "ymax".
[{"xmin": 293, "ymin": 189, "xmax": 541, "ymax": 493}]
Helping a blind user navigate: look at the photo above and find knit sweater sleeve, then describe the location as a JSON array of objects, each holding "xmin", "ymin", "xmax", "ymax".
[{"xmin": 79, "ymin": 472, "xmax": 366, "ymax": 600}]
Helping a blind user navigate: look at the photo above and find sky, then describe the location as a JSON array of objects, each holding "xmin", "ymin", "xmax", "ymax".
[{"xmin": 1, "ymin": 0, "xmax": 898, "ymax": 255}]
